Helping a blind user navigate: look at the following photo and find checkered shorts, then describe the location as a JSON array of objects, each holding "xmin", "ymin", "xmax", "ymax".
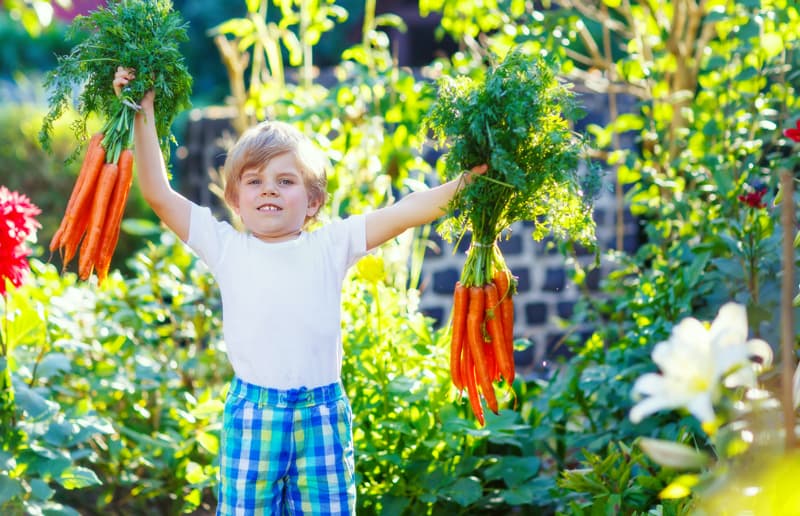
[{"xmin": 216, "ymin": 377, "xmax": 356, "ymax": 515}]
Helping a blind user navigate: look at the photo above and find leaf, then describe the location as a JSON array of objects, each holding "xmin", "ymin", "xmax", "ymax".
[
  {"xmin": 659, "ymin": 474, "xmax": 699, "ymax": 499},
  {"xmin": 56, "ymin": 466, "xmax": 102, "ymax": 490},
  {"xmin": 28, "ymin": 478, "xmax": 55, "ymax": 501},
  {"xmin": 190, "ymin": 400, "xmax": 224, "ymax": 419},
  {"xmin": 0, "ymin": 474, "xmax": 23, "ymax": 504},
  {"xmin": 442, "ymin": 477, "xmax": 483, "ymax": 506},
  {"xmin": 121, "ymin": 218, "xmax": 162, "ymax": 237},
  {"xmin": 483, "ymin": 456, "xmax": 541, "ymax": 487},
  {"xmin": 37, "ymin": 353, "xmax": 72, "ymax": 379},
  {"xmin": 684, "ymin": 252, "xmax": 710, "ymax": 287},
  {"xmin": 638, "ymin": 438, "xmax": 710, "ymax": 470},
  {"xmin": 14, "ymin": 382, "xmax": 58, "ymax": 420},
  {"xmin": 500, "ymin": 482, "xmax": 538, "ymax": 505},
  {"xmin": 196, "ymin": 431, "xmax": 219, "ymax": 456},
  {"xmin": 184, "ymin": 461, "xmax": 208, "ymax": 484}
]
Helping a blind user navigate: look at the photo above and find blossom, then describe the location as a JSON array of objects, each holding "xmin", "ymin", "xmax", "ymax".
[
  {"xmin": 630, "ymin": 303, "xmax": 771, "ymax": 426},
  {"xmin": 784, "ymin": 119, "xmax": 800, "ymax": 143},
  {"xmin": 0, "ymin": 186, "xmax": 41, "ymax": 250},
  {"xmin": 737, "ymin": 181, "xmax": 768, "ymax": 209},
  {"xmin": 0, "ymin": 186, "xmax": 41, "ymax": 296}
]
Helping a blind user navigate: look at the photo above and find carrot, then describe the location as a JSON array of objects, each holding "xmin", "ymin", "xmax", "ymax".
[
  {"xmin": 50, "ymin": 133, "xmax": 105, "ymax": 253},
  {"xmin": 494, "ymin": 269, "xmax": 515, "ymax": 368},
  {"xmin": 466, "ymin": 286, "xmax": 498, "ymax": 414},
  {"xmin": 484, "ymin": 333, "xmax": 499, "ymax": 382},
  {"xmin": 59, "ymin": 138, "xmax": 107, "ymax": 267},
  {"xmin": 78, "ymin": 163, "xmax": 119, "ymax": 280},
  {"xmin": 485, "ymin": 283, "xmax": 515, "ymax": 384},
  {"xmin": 461, "ymin": 343, "xmax": 484, "ymax": 426},
  {"xmin": 450, "ymin": 282, "xmax": 468, "ymax": 390},
  {"xmin": 95, "ymin": 149, "xmax": 134, "ymax": 283}
]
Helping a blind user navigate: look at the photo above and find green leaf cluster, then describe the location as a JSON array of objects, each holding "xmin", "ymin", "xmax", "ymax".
[
  {"xmin": 423, "ymin": 50, "xmax": 599, "ymax": 251},
  {"xmin": 39, "ymin": 0, "xmax": 192, "ymax": 162}
]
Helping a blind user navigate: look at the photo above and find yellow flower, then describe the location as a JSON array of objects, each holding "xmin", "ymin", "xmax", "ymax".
[{"xmin": 356, "ymin": 254, "xmax": 385, "ymax": 284}]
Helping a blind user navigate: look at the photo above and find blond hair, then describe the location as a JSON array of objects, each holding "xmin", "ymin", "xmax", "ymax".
[{"xmin": 222, "ymin": 121, "xmax": 329, "ymax": 224}]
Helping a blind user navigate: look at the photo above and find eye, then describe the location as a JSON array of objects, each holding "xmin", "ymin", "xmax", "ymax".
[
  {"xmin": 246, "ymin": 178, "xmax": 261, "ymax": 185},
  {"xmin": 279, "ymin": 178, "xmax": 295, "ymax": 185}
]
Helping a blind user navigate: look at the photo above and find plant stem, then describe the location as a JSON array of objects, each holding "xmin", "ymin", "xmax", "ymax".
[{"xmin": 779, "ymin": 168, "xmax": 796, "ymax": 449}]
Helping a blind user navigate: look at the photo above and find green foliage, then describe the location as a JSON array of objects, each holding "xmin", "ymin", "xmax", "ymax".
[
  {"xmin": 0, "ymin": 12, "xmax": 71, "ymax": 76},
  {"xmin": 1, "ymin": 233, "xmax": 227, "ymax": 514},
  {"xmin": 39, "ymin": 0, "xmax": 193, "ymax": 161},
  {"xmin": 423, "ymin": 50, "xmax": 598, "ymax": 248},
  {"xmin": 558, "ymin": 441, "xmax": 693, "ymax": 515}
]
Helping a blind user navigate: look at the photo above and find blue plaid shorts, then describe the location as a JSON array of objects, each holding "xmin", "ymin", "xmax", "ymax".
[{"xmin": 216, "ymin": 377, "xmax": 356, "ymax": 515}]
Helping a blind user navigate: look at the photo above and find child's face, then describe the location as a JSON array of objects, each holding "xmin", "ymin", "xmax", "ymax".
[{"xmin": 234, "ymin": 152, "xmax": 321, "ymax": 242}]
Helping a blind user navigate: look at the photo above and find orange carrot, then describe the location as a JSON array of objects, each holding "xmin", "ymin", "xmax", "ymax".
[
  {"xmin": 50, "ymin": 133, "xmax": 104, "ymax": 253},
  {"xmin": 60, "ymin": 139, "xmax": 107, "ymax": 267},
  {"xmin": 450, "ymin": 282, "xmax": 468, "ymax": 390},
  {"xmin": 78, "ymin": 163, "xmax": 119, "ymax": 280},
  {"xmin": 494, "ymin": 269, "xmax": 515, "ymax": 368},
  {"xmin": 461, "ymin": 343, "xmax": 484, "ymax": 426},
  {"xmin": 485, "ymin": 283, "xmax": 514, "ymax": 384},
  {"xmin": 466, "ymin": 286, "xmax": 498, "ymax": 414},
  {"xmin": 95, "ymin": 149, "xmax": 134, "ymax": 283}
]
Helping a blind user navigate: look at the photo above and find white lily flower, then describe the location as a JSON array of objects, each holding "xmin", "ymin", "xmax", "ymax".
[{"xmin": 630, "ymin": 303, "xmax": 767, "ymax": 425}]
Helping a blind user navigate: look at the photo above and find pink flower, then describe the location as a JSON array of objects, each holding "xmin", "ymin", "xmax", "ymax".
[
  {"xmin": 0, "ymin": 186, "xmax": 41, "ymax": 296},
  {"xmin": 0, "ymin": 246, "xmax": 33, "ymax": 296},
  {"xmin": 785, "ymin": 119, "xmax": 800, "ymax": 143}
]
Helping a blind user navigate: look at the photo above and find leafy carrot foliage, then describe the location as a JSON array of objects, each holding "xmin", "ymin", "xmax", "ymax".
[{"xmin": 423, "ymin": 50, "xmax": 601, "ymax": 272}]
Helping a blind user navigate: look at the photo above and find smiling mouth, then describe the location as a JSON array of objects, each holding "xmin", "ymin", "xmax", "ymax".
[{"xmin": 257, "ymin": 204, "xmax": 282, "ymax": 212}]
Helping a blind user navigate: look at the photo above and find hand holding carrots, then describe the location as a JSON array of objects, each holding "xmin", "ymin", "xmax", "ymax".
[{"xmin": 113, "ymin": 67, "xmax": 155, "ymax": 113}]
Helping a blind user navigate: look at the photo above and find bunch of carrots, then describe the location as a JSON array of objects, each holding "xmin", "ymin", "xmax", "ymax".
[
  {"xmin": 449, "ymin": 243, "xmax": 517, "ymax": 426},
  {"xmin": 49, "ymin": 116, "xmax": 135, "ymax": 283},
  {"xmin": 422, "ymin": 51, "xmax": 600, "ymax": 425},
  {"xmin": 39, "ymin": 0, "xmax": 192, "ymax": 283}
]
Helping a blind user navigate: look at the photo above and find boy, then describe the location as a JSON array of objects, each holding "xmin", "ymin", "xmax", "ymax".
[{"xmin": 114, "ymin": 67, "xmax": 485, "ymax": 515}]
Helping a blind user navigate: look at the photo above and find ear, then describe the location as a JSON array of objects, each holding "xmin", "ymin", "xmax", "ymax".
[
  {"xmin": 306, "ymin": 196, "xmax": 322, "ymax": 218},
  {"xmin": 229, "ymin": 190, "xmax": 241, "ymax": 215}
]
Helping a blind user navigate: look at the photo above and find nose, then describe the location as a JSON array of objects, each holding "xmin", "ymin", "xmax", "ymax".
[{"xmin": 261, "ymin": 179, "xmax": 279, "ymax": 196}]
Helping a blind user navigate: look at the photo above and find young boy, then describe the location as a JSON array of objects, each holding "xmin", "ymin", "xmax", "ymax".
[{"xmin": 114, "ymin": 67, "xmax": 485, "ymax": 515}]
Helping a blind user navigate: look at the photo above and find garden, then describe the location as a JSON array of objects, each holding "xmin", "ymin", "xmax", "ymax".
[{"xmin": 1, "ymin": 0, "xmax": 799, "ymax": 514}]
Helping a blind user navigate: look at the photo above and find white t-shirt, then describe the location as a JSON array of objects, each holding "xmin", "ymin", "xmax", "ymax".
[{"xmin": 186, "ymin": 202, "xmax": 368, "ymax": 390}]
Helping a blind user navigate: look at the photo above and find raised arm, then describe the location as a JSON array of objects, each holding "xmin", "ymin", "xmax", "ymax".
[
  {"xmin": 364, "ymin": 164, "xmax": 486, "ymax": 250},
  {"xmin": 114, "ymin": 67, "xmax": 191, "ymax": 242}
]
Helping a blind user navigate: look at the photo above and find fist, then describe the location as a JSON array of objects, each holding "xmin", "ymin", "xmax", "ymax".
[{"xmin": 113, "ymin": 66, "xmax": 135, "ymax": 97}]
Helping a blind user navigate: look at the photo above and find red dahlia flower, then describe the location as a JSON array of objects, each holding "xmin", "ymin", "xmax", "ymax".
[
  {"xmin": 0, "ymin": 186, "xmax": 41, "ymax": 296},
  {"xmin": 785, "ymin": 119, "xmax": 800, "ymax": 143},
  {"xmin": 737, "ymin": 181, "xmax": 768, "ymax": 209}
]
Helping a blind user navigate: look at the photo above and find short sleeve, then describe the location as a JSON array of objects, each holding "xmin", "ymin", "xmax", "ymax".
[
  {"xmin": 322, "ymin": 214, "xmax": 368, "ymax": 270},
  {"xmin": 343, "ymin": 214, "xmax": 368, "ymax": 268},
  {"xmin": 186, "ymin": 202, "xmax": 238, "ymax": 271}
]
